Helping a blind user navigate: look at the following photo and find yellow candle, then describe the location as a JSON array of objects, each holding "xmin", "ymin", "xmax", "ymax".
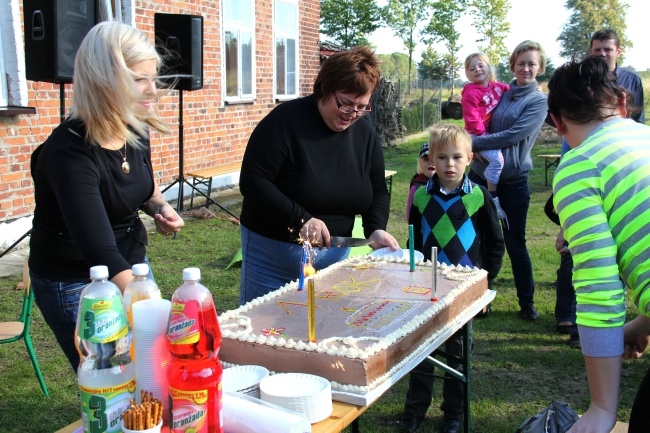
[{"xmin": 308, "ymin": 278, "xmax": 316, "ymax": 342}]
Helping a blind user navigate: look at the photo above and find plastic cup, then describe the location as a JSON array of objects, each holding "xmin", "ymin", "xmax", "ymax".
[
  {"xmin": 121, "ymin": 419, "xmax": 162, "ymax": 433},
  {"xmin": 132, "ymin": 299, "xmax": 171, "ymax": 335}
]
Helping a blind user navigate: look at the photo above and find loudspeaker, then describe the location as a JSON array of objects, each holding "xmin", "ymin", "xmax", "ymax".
[
  {"xmin": 154, "ymin": 13, "xmax": 203, "ymax": 91},
  {"xmin": 24, "ymin": 0, "xmax": 96, "ymax": 83}
]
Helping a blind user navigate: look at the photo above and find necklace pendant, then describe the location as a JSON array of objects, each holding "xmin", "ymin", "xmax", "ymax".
[{"xmin": 121, "ymin": 160, "xmax": 131, "ymax": 174}]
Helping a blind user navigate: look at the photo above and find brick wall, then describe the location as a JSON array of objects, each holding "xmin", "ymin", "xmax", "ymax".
[{"xmin": 0, "ymin": 0, "xmax": 321, "ymax": 223}]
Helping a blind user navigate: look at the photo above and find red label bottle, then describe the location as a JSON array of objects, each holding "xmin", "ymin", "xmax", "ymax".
[{"xmin": 167, "ymin": 267, "xmax": 223, "ymax": 433}]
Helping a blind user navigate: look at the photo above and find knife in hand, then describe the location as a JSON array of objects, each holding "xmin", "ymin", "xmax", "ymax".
[{"xmin": 330, "ymin": 236, "xmax": 374, "ymax": 248}]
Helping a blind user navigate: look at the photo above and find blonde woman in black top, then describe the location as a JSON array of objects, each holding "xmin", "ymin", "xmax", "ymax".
[{"xmin": 29, "ymin": 21, "xmax": 184, "ymax": 370}]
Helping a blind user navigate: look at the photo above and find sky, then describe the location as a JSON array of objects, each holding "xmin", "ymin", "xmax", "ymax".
[{"xmin": 370, "ymin": 0, "xmax": 649, "ymax": 72}]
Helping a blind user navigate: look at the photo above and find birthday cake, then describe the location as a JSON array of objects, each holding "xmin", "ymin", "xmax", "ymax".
[{"xmin": 219, "ymin": 255, "xmax": 488, "ymax": 391}]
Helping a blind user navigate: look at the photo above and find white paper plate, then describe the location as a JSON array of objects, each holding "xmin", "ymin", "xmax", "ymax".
[
  {"xmin": 369, "ymin": 247, "xmax": 424, "ymax": 262},
  {"xmin": 260, "ymin": 373, "xmax": 332, "ymax": 423},
  {"xmin": 222, "ymin": 365, "xmax": 270, "ymax": 394},
  {"xmin": 260, "ymin": 373, "xmax": 329, "ymax": 398}
]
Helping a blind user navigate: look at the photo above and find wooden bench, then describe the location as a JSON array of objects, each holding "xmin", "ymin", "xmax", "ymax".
[
  {"xmin": 385, "ymin": 169, "xmax": 397, "ymax": 204},
  {"xmin": 538, "ymin": 154, "xmax": 561, "ymax": 186},
  {"xmin": 186, "ymin": 161, "xmax": 242, "ymax": 218}
]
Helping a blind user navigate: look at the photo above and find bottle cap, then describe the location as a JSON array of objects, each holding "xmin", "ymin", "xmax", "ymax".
[
  {"xmin": 132, "ymin": 263, "xmax": 150, "ymax": 276},
  {"xmin": 90, "ymin": 265, "xmax": 109, "ymax": 279},
  {"xmin": 183, "ymin": 267, "xmax": 201, "ymax": 281}
]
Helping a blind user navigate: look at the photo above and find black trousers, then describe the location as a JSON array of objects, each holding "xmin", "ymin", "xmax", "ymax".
[
  {"xmin": 629, "ymin": 366, "xmax": 650, "ymax": 432},
  {"xmin": 403, "ymin": 328, "xmax": 471, "ymax": 420}
]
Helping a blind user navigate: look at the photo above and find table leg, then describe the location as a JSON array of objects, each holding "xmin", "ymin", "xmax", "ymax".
[
  {"xmin": 463, "ymin": 321, "xmax": 471, "ymax": 433},
  {"xmin": 386, "ymin": 176, "xmax": 393, "ymax": 205},
  {"xmin": 545, "ymin": 160, "xmax": 550, "ymax": 186},
  {"xmin": 350, "ymin": 418, "xmax": 360, "ymax": 433}
]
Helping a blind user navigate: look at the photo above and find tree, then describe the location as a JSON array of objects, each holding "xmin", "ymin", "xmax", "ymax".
[
  {"xmin": 469, "ymin": 0, "xmax": 511, "ymax": 66},
  {"xmin": 382, "ymin": 0, "xmax": 433, "ymax": 92},
  {"xmin": 320, "ymin": 0, "xmax": 382, "ymax": 48},
  {"xmin": 423, "ymin": 0, "xmax": 466, "ymax": 93},
  {"xmin": 495, "ymin": 61, "xmax": 514, "ymax": 83},
  {"xmin": 418, "ymin": 47, "xmax": 448, "ymax": 81},
  {"xmin": 378, "ymin": 52, "xmax": 417, "ymax": 87},
  {"xmin": 442, "ymin": 53, "xmax": 461, "ymax": 85},
  {"xmin": 536, "ymin": 57, "xmax": 557, "ymax": 83},
  {"xmin": 557, "ymin": 0, "xmax": 630, "ymax": 61}
]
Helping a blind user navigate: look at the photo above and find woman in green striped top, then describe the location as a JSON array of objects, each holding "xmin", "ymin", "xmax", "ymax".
[{"xmin": 548, "ymin": 56, "xmax": 650, "ymax": 433}]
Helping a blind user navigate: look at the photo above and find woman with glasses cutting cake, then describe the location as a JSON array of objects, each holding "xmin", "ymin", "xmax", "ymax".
[{"xmin": 238, "ymin": 46, "xmax": 399, "ymax": 305}]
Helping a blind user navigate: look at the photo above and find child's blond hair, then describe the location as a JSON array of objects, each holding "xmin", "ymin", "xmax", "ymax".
[
  {"xmin": 428, "ymin": 123, "xmax": 473, "ymax": 158},
  {"xmin": 464, "ymin": 53, "xmax": 496, "ymax": 83}
]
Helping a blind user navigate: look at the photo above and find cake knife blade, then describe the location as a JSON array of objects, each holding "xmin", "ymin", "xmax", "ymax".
[{"xmin": 330, "ymin": 236, "xmax": 373, "ymax": 248}]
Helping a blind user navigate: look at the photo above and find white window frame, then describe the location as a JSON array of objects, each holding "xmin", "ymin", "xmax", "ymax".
[
  {"xmin": 0, "ymin": 27, "xmax": 7, "ymax": 107},
  {"xmin": 222, "ymin": 0, "xmax": 256, "ymax": 103},
  {"xmin": 274, "ymin": 0, "xmax": 299, "ymax": 101},
  {"xmin": 0, "ymin": 0, "xmax": 29, "ymax": 108}
]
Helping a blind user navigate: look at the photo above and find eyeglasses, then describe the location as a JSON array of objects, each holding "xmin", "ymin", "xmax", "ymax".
[{"xmin": 334, "ymin": 94, "xmax": 372, "ymax": 116}]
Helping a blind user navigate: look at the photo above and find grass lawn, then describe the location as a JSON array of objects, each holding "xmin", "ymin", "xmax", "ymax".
[{"xmin": 0, "ymin": 127, "xmax": 648, "ymax": 432}]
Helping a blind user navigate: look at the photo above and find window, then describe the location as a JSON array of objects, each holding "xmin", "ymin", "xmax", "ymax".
[
  {"xmin": 274, "ymin": 0, "xmax": 298, "ymax": 99},
  {"xmin": 223, "ymin": 0, "xmax": 255, "ymax": 102}
]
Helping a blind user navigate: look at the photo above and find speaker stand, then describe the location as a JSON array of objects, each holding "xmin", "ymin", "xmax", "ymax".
[
  {"xmin": 161, "ymin": 91, "xmax": 231, "ymax": 216},
  {"xmin": 0, "ymin": 229, "xmax": 31, "ymax": 259},
  {"xmin": 60, "ymin": 82, "xmax": 65, "ymax": 122}
]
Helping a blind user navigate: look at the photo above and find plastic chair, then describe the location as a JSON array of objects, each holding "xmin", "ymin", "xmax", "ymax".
[{"xmin": 0, "ymin": 260, "xmax": 49, "ymax": 397}]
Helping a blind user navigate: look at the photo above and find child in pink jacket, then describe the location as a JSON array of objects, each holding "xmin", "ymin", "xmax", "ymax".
[{"xmin": 461, "ymin": 53, "xmax": 509, "ymax": 220}]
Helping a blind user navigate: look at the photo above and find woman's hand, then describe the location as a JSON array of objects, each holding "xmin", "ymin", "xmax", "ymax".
[
  {"xmin": 369, "ymin": 229, "xmax": 399, "ymax": 251},
  {"xmin": 299, "ymin": 218, "xmax": 330, "ymax": 249},
  {"xmin": 145, "ymin": 183, "xmax": 184, "ymax": 236},
  {"xmin": 555, "ymin": 230, "xmax": 569, "ymax": 254},
  {"xmin": 154, "ymin": 204, "xmax": 184, "ymax": 236},
  {"xmin": 624, "ymin": 315, "xmax": 650, "ymax": 359}
]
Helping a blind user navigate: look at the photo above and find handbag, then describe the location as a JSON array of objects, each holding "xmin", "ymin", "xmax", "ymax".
[
  {"xmin": 515, "ymin": 400, "xmax": 579, "ymax": 433},
  {"xmin": 544, "ymin": 194, "xmax": 560, "ymax": 226}
]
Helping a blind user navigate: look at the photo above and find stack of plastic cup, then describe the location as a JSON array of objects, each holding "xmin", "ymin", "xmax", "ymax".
[
  {"xmin": 131, "ymin": 298, "xmax": 172, "ymax": 419},
  {"xmin": 223, "ymin": 394, "xmax": 311, "ymax": 433}
]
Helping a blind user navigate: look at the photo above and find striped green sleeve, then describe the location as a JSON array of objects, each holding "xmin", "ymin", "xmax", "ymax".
[
  {"xmin": 554, "ymin": 120, "xmax": 650, "ymax": 328},
  {"xmin": 553, "ymin": 142, "xmax": 625, "ymax": 328}
]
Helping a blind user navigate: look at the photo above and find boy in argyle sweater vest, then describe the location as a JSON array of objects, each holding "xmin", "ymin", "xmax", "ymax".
[{"xmin": 400, "ymin": 124, "xmax": 504, "ymax": 433}]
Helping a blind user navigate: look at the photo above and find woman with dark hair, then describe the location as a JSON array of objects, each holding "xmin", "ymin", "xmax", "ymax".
[
  {"xmin": 238, "ymin": 46, "xmax": 399, "ymax": 305},
  {"xmin": 468, "ymin": 40, "xmax": 548, "ymax": 321},
  {"xmin": 549, "ymin": 56, "xmax": 650, "ymax": 433}
]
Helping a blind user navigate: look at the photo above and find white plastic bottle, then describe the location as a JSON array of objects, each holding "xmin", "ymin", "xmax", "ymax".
[
  {"xmin": 123, "ymin": 263, "xmax": 162, "ymax": 329},
  {"xmin": 76, "ymin": 265, "xmax": 136, "ymax": 433}
]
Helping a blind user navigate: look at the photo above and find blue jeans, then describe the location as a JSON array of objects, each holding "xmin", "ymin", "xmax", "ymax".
[
  {"xmin": 239, "ymin": 225, "xmax": 350, "ymax": 305},
  {"xmin": 469, "ymin": 173, "xmax": 535, "ymax": 306},
  {"xmin": 30, "ymin": 258, "xmax": 155, "ymax": 372},
  {"xmin": 30, "ymin": 271, "xmax": 85, "ymax": 372}
]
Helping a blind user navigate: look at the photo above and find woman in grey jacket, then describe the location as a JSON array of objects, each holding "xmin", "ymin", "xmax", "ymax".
[{"xmin": 468, "ymin": 40, "xmax": 548, "ymax": 321}]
